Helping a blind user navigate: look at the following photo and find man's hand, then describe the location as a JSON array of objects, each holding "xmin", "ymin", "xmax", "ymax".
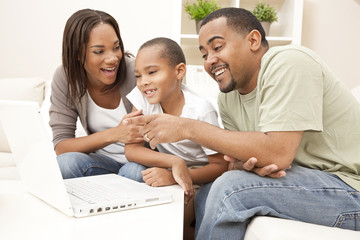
[{"xmin": 225, "ymin": 155, "xmax": 288, "ymax": 178}]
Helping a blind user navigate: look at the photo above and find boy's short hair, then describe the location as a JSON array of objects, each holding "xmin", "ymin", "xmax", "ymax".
[{"xmin": 139, "ymin": 37, "xmax": 186, "ymax": 67}]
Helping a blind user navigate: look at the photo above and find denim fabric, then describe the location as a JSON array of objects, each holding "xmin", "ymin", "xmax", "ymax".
[
  {"xmin": 57, "ymin": 152, "xmax": 123, "ymax": 179},
  {"xmin": 195, "ymin": 165, "xmax": 360, "ymax": 240},
  {"xmin": 119, "ymin": 161, "xmax": 147, "ymax": 182},
  {"xmin": 194, "ymin": 181, "xmax": 213, "ymax": 238}
]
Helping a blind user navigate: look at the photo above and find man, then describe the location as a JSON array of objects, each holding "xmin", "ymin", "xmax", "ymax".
[{"xmin": 125, "ymin": 8, "xmax": 360, "ymax": 240}]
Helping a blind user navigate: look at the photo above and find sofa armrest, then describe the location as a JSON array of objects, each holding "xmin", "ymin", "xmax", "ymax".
[{"xmin": 245, "ymin": 216, "xmax": 360, "ymax": 240}]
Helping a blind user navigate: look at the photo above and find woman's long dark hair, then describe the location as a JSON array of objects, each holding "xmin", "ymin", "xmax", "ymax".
[{"xmin": 62, "ymin": 8, "xmax": 130, "ymax": 105}]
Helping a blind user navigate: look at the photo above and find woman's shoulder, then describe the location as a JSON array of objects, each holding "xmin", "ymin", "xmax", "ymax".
[
  {"xmin": 51, "ymin": 65, "xmax": 68, "ymax": 90},
  {"xmin": 53, "ymin": 65, "xmax": 66, "ymax": 79}
]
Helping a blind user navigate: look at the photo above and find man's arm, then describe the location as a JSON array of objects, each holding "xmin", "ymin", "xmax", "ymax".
[{"xmin": 124, "ymin": 114, "xmax": 303, "ymax": 170}]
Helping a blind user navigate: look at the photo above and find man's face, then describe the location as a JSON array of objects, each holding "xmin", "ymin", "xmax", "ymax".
[{"xmin": 199, "ymin": 17, "xmax": 255, "ymax": 94}]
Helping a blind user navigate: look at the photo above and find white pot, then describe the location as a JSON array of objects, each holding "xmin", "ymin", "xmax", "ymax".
[
  {"xmin": 260, "ymin": 21, "xmax": 271, "ymax": 36},
  {"xmin": 195, "ymin": 20, "xmax": 203, "ymax": 34}
]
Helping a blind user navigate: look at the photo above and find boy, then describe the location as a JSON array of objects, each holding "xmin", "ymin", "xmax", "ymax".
[{"xmin": 123, "ymin": 37, "xmax": 228, "ymax": 239}]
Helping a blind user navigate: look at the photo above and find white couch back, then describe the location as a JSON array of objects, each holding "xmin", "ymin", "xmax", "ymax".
[{"xmin": 0, "ymin": 78, "xmax": 47, "ymax": 152}]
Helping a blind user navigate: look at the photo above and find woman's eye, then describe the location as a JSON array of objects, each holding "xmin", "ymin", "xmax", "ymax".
[
  {"xmin": 135, "ymin": 74, "xmax": 141, "ymax": 79},
  {"xmin": 114, "ymin": 45, "xmax": 121, "ymax": 50},
  {"xmin": 202, "ymin": 54, "xmax": 208, "ymax": 60},
  {"xmin": 93, "ymin": 50, "xmax": 103, "ymax": 54},
  {"xmin": 149, "ymin": 70, "xmax": 156, "ymax": 75}
]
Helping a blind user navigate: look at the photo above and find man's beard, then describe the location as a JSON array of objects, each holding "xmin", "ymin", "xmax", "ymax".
[{"xmin": 219, "ymin": 72, "xmax": 237, "ymax": 93}]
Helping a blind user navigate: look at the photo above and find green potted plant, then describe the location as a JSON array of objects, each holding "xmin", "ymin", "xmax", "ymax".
[
  {"xmin": 252, "ymin": 0, "xmax": 278, "ymax": 36},
  {"xmin": 184, "ymin": 0, "xmax": 220, "ymax": 34}
]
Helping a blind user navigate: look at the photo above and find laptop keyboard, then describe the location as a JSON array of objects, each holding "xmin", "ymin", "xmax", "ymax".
[{"xmin": 65, "ymin": 180, "xmax": 127, "ymax": 204}]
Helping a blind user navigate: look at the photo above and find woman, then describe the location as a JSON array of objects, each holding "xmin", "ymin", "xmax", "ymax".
[{"xmin": 49, "ymin": 9, "xmax": 143, "ymax": 179}]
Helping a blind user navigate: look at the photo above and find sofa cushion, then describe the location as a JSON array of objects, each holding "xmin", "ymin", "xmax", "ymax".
[
  {"xmin": 0, "ymin": 152, "xmax": 15, "ymax": 167},
  {"xmin": 351, "ymin": 85, "xmax": 360, "ymax": 103},
  {"xmin": 0, "ymin": 78, "xmax": 46, "ymax": 107},
  {"xmin": 245, "ymin": 216, "xmax": 360, "ymax": 240},
  {"xmin": 0, "ymin": 78, "xmax": 47, "ymax": 153}
]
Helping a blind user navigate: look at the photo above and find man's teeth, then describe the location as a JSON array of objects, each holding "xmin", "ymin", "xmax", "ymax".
[{"xmin": 215, "ymin": 68, "xmax": 226, "ymax": 76}]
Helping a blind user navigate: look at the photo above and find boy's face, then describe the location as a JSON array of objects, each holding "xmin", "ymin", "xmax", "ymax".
[{"xmin": 134, "ymin": 46, "xmax": 180, "ymax": 105}]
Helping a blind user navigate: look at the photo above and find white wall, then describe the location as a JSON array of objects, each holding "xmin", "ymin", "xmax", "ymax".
[
  {"xmin": 302, "ymin": 0, "xmax": 360, "ymax": 88},
  {"xmin": 0, "ymin": 0, "xmax": 359, "ymax": 89},
  {"xmin": 0, "ymin": 0, "xmax": 176, "ymax": 82}
]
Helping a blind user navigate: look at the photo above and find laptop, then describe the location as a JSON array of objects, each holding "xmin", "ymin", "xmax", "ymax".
[{"xmin": 0, "ymin": 100, "xmax": 172, "ymax": 217}]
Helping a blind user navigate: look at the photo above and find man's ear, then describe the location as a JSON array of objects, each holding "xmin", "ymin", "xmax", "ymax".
[
  {"xmin": 247, "ymin": 30, "xmax": 262, "ymax": 52},
  {"xmin": 176, "ymin": 63, "xmax": 186, "ymax": 80}
]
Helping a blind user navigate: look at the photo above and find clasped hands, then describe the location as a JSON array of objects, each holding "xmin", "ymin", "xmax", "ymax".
[
  {"xmin": 124, "ymin": 114, "xmax": 288, "ymax": 179},
  {"xmin": 225, "ymin": 155, "xmax": 288, "ymax": 178}
]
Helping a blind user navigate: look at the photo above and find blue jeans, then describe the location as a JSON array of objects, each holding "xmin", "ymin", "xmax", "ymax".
[
  {"xmin": 119, "ymin": 161, "xmax": 147, "ymax": 182},
  {"xmin": 195, "ymin": 165, "xmax": 360, "ymax": 240},
  {"xmin": 57, "ymin": 152, "xmax": 145, "ymax": 179}
]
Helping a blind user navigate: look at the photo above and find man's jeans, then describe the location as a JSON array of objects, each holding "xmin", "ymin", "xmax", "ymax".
[
  {"xmin": 195, "ymin": 165, "xmax": 360, "ymax": 240},
  {"xmin": 57, "ymin": 152, "xmax": 145, "ymax": 179}
]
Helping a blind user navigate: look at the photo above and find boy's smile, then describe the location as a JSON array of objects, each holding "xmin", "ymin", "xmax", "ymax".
[{"xmin": 134, "ymin": 45, "xmax": 183, "ymax": 110}]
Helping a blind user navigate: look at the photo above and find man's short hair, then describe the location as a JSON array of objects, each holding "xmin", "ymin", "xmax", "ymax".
[{"xmin": 201, "ymin": 7, "xmax": 268, "ymax": 47}]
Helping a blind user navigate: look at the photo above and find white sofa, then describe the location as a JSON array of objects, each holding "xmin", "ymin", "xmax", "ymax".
[
  {"xmin": 0, "ymin": 77, "xmax": 359, "ymax": 239},
  {"xmin": 0, "ymin": 77, "xmax": 48, "ymax": 180}
]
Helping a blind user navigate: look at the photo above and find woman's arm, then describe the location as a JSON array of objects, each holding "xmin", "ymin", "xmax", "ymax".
[
  {"xmin": 51, "ymin": 66, "xmax": 143, "ymax": 155},
  {"xmin": 55, "ymin": 110, "xmax": 144, "ymax": 155}
]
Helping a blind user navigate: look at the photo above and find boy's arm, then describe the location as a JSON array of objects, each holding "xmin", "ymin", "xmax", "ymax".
[
  {"xmin": 189, "ymin": 153, "xmax": 228, "ymax": 185},
  {"xmin": 124, "ymin": 106, "xmax": 182, "ymax": 169},
  {"xmin": 125, "ymin": 142, "xmax": 185, "ymax": 169},
  {"xmin": 125, "ymin": 142, "xmax": 194, "ymax": 197}
]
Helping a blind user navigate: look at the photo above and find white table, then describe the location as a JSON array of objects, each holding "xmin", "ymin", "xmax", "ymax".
[{"xmin": 0, "ymin": 180, "xmax": 184, "ymax": 240}]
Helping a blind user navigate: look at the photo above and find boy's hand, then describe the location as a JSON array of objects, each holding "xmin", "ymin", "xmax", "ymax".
[
  {"xmin": 142, "ymin": 167, "xmax": 176, "ymax": 187},
  {"xmin": 171, "ymin": 159, "xmax": 194, "ymax": 205}
]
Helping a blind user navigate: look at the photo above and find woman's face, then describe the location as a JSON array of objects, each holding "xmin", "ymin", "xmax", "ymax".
[{"xmin": 83, "ymin": 23, "xmax": 123, "ymax": 89}]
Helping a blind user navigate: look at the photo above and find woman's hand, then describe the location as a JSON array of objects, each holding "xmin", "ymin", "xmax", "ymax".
[
  {"xmin": 225, "ymin": 155, "xmax": 289, "ymax": 178},
  {"xmin": 112, "ymin": 110, "xmax": 144, "ymax": 144},
  {"xmin": 124, "ymin": 114, "xmax": 186, "ymax": 149}
]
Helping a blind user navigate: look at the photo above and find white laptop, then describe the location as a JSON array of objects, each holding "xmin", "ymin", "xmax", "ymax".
[{"xmin": 0, "ymin": 100, "xmax": 172, "ymax": 217}]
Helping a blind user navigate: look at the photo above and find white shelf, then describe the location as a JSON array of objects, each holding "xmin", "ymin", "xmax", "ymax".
[
  {"xmin": 180, "ymin": 34, "xmax": 198, "ymax": 39},
  {"xmin": 176, "ymin": 0, "xmax": 304, "ymax": 65},
  {"xmin": 181, "ymin": 34, "xmax": 293, "ymax": 42}
]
